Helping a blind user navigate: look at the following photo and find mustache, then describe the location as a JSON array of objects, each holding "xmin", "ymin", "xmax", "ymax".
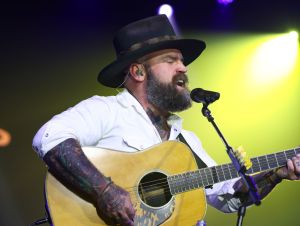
[{"xmin": 172, "ymin": 73, "xmax": 189, "ymax": 85}]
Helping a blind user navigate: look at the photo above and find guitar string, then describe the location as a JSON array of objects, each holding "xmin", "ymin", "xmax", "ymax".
[
  {"xmin": 108, "ymin": 149, "xmax": 299, "ymax": 199},
  {"xmin": 130, "ymin": 149, "xmax": 298, "ymax": 191},
  {"xmin": 126, "ymin": 153, "xmax": 294, "ymax": 191},
  {"xmin": 91, "ymin": 149, "xmax": 299, "ymax": 204},
  {"xmin": 126, "ymin": 149, "xmax": 299, "ymax": 214},
  {"xmin": 120, "ymin": 153, "xmax": 298, "ymax": 202}
]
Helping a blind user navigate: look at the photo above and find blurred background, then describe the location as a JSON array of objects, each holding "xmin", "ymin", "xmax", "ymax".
[{"xmin": 1, "ymin": 0, "xmax": 299, "ymax": 225}]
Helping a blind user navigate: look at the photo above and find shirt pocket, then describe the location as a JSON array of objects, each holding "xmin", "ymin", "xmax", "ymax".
[{"xmin": 122, "ymin": 135, "xmax": 155, "ymax": 151}]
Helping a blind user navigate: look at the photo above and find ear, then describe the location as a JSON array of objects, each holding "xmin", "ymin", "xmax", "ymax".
[{"xmin": 129, "ymin": 63, "xmax": 145, "ymax": 82}]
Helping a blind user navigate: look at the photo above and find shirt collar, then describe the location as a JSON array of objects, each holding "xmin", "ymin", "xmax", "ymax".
[
  {"xmin": 116, "ymin": 89, "xmax": 183, "ymax": 134},
  {"xmin": 116, "ymin": 89, "xmax": 148, "ymax": 115}
]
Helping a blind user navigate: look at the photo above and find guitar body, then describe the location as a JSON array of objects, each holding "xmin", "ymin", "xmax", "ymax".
[{"xmin": 45, "ymin": 141, "xmax": 207, "ymax": 226}]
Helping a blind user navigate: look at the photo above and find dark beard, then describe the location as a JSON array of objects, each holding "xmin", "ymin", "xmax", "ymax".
[{"xmin": 146, "ymin": 69, "xmax": 192, "ymax": 112}]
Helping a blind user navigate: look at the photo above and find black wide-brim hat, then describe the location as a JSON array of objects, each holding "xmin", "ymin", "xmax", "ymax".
[{"xmin": 98, "ymin": 14, "xmax": 206, "ymax": 88}]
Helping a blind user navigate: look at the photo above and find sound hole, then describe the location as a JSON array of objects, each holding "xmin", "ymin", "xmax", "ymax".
[{"xmin": 138, "ymin": 171, "xmax": 172, "ymax": 208}]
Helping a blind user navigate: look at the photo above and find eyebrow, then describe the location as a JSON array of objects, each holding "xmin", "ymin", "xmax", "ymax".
[{"xmin": 161, "ymin": 54, "xmax": 184, "ymax": 62}]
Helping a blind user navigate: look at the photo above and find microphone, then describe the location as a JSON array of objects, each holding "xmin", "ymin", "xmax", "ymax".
[{"xmin": 190, "ymin": 88, "xmax": 220, "ymax": 104}]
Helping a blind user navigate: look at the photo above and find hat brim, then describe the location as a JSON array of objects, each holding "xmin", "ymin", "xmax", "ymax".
[{"xmin": 98, "ymin": 39, "xmax": 206, "ymax": 88}]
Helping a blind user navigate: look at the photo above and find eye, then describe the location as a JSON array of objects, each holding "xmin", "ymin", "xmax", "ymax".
[{"xmin": 164, "ymin": 57, "xmax": 175, "ymax": 63}]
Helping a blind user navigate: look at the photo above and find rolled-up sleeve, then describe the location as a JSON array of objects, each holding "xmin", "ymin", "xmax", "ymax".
[{"xmin": 32, "ymin": 96, "xmax": 114, "ymax": 158}]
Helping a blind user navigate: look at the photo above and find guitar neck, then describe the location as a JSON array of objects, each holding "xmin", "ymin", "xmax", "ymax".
[{"xmin": 168, "ymin": 147, "xmax": 300, "ymax": 195}]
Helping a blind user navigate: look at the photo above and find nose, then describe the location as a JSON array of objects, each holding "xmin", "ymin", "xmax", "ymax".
[{"xmin": 177, "ymin": 60, "xmax": 187, "ymax": 74}]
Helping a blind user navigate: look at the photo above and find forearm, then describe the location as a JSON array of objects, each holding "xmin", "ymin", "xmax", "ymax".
[
  {"xmin": 43, "ymin": 138, "xmax": 110, "ymax": 204},
  {"xmin": 233, "ymin": 169, "xmax": 282, "ymax": 205}
]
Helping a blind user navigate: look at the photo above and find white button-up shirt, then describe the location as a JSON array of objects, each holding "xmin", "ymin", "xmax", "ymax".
[{"xmin": 33, "ymin": 89, "xmax": 242, "ymax": 213}]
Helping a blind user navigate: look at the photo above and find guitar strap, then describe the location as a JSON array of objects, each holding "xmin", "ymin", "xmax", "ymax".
[{"xmin": 177, "ymin": 133, "xmax": 207, "ymax": 169}]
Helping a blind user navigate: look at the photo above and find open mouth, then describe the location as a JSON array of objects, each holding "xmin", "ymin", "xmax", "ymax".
[{"xmin": 176, "ymin": 79, "xmax": 185, "ymax": 87}]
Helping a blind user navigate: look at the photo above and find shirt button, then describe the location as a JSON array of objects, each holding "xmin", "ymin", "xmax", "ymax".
[
  {"xmin": 140, "ymin": 145, "xmax": 144, "ymax": 149},
  {"xmin": 45, "ymin": 133, "xmax": 49, "ymax": 137}
]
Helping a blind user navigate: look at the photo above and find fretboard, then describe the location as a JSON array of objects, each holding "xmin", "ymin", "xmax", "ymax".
[{"xmin": 167, "ymin": 147, "xmax": 300, "ymax": 195}]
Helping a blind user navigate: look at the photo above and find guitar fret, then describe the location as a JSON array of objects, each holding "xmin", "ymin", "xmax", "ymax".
[
  {"xmin": 221, "ymin": 164, "xmax": 226, "ymax": 180},
  {"xmin": 265, "ymin": 155, "xmax": 271, "ymax": 169},
  {"xmin": 195, "ymin": 170, "xmax": 203, "ymax": 188},
  {"xmin": 210, "ymin": 166, "xmax": 219, "ymax": 184},
  {"xmin": 258, "ymin": 155, "xmax": 269, "ymax": 171},
  {"xmin": 177, "ymin": 175, "xmax": 182, "ymax": 192},
  {"xmin": 182, "ymin": 173, "xmax": 188, "ymax": 191},
  {"xmin": 189, "ymin": 171, "xmax": 196, "ymax": 189},
  {"xmin": 192, "ymin": 171, "xmax": 200, "ymax": 188},
  {"xmin": 182, "ymin": 173, "xmax": 189, "ymax": 192},
  {"xmin": 286, "ymin": 149, "xmax": 296, "ymax": 159},
  {"xmin": 274, "ymin": 153, "xmax": 279, "ymax": 167},
  {"xmin": 204, "ymin": 168, "xmax": 214, "ymax": 186},
  {"xmin": 266, "ymin": 153, "xmax": 278, "ymax": 169},
  {"xmin": 184, "ymin": 172, "xmax": 190, "ymax": 191},
  {"xmin": 173, "ymin": 175, "xmax": 180, "ymax": 193},
  {"xmin": 222, "ymin": 164, "xmax": 231, "ymax": 180},
  {"xmin": 200, "ymin": 168, "xmax": 208, "ymax": 186},
  {"xmin": 251, "ymin": 157, "xmax": 260, "ymax": 173},
  {"xmin": 283, "ymin": 151, "xmax": 288, "ymax": 163},
  {"xmin": 168, "ymin": 146, "xmax": 299, "ymax": 195},
  {"xmin": 188, "ymin": 172, "xmax": 196, "ymax": 190},
  {"xmin": 275, "ymin": 152, "xmax": 286, "ymax": 166},
  {"xmin": 197, "ymin": 170, "xmax": 204, "ymax": 188},
  {"xmin": 167, "ymin": 176, "xmax": 174, "ymax": 194},
  {"xmin": 216, "ymin": 165, "xmax": 225, "ymax": 182}
]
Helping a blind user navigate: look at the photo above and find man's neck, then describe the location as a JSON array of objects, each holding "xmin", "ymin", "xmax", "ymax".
[
  {"xmin": 126, "ymin": 87, "xmax": 171, "ymax": 140},
  {"xmin": 145, "ymin": 107, "xmax": 170, "ymax": 141}
]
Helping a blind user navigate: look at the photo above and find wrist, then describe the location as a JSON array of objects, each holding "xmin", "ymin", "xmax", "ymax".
[
  {"xmin": 265, "ymin": 169, "xmax": 282, "ymax": 186},
  {"xmin": 94, "ymin": 176, "xmax": 112, "ymax": 197}
]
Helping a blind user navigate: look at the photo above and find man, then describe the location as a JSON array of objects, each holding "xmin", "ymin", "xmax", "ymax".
[{"xmin": 33, "ymin": 15, "xmax": 300, "ymax": 226}]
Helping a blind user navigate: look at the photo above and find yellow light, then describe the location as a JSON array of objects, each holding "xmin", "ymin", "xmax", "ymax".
[
  {"xmin": 250, "ymin": 32, "xmax": 299, "ymax": 84},
  {"xmin": 289, "ymin": 31, "xmax": 298, "ymax": 39}
]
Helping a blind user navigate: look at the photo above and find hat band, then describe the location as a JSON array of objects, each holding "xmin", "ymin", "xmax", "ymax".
[{"xmin": 118, "ymin": 35, "xmax": 178, "ymax": 57}]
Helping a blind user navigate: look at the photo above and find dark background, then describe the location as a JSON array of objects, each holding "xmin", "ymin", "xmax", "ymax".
[{"xmin": 1, "ymin": 1, "xmax": 300, "ymax": 225}]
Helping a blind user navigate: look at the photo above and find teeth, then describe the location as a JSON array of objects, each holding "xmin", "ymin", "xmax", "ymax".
[{"xmin": 177, "ymin": 79, "xmax": 184, "ymax": 86}]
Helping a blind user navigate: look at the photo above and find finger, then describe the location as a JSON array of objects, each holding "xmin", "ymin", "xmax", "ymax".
[
  {"xmin": 294, "ymin": 157, "xmax": 300, "ymax": 177},
  {"xmin": 127, "ymin": 208, "xmax": 135, "ymax": 222},
  {"xmin": 124, "ymin": 200, "xmax": 136, "ymax": 220},
  {"xmin": 287, "ymin": 159, "xmax": 294, "ymax": 173},
  {"xmin": 118, "ymin": 212, "xmax": 134, "ymax": 226},
  {"xmin": 288, "ymin": 158, "xmax": 299, "ymax": 180}
]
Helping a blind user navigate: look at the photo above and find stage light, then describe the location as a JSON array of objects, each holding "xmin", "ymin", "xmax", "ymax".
[
  {"xmin": 250, "ymin": 31, "xmax": 299, "ymax": 84},
  {"xmin": 288, "ymin": 31, "xmax": 298, "ymax": 40},
  {"xmin": 158, "ymin": 4, "xmax": 173, "ymax": 18},
  {"xmin": 157, "ymin": 4, "xmax": 179, "ymax": 35},
  {"xmin": 217, "ymin": 0, "xmax": 234, "ymax": 5},
  {"xmin": 0, "ymin": 128, "xmax": 11, "ymax": 147}
]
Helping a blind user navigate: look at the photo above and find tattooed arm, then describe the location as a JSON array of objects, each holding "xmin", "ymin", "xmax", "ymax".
[
  {"xmin": 233, "ymin": 169, "xmax": 282, "ymax": 205},
  {"xmin": 234, "ymin": 154, "xmax": 300, "ymax": 205},
  {"xmin": 43, "ymin": 138, "xmax": 135, "ymax": 226}
]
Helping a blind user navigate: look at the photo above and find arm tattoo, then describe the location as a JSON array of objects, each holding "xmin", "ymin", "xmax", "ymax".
[
  {"xmin": 234, "ymin": 170, "xmax": 281, "ymax": 205},
  {"xmin": 43, "ymin": 138, "xmax": 109, "ymax": 204}
]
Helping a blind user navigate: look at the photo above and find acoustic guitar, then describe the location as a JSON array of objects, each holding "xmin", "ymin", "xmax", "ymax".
[{"xmin": 45, "ymin": 141, "xmax": 299, "ymax": 226}]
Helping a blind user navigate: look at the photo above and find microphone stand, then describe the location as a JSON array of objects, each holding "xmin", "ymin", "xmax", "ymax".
[{"xmin": 200, "ymin": 102, "xmax": 261, "ymax": 226}]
